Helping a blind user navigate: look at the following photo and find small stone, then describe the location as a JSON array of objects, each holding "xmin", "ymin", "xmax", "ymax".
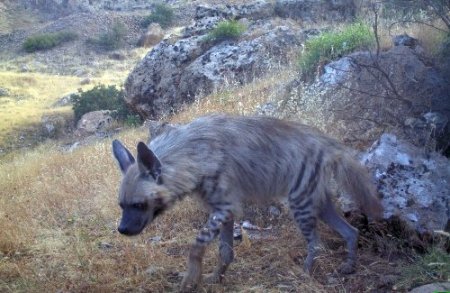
[
  {"xmin": 80, "ymin": 78, "xmax": 91, "ymax": 85},
  {"xmin": 98, "ymin": 241, "xmax": 113, "ymax": 250},
  {"xmin": 0, "ymin": 87, "xmax": 10, "ymax": 96},
  {"xmin": 145, "ymin": 265, "xmax": 161, "ymax": 276},
  {"xmin": 148, "ymin": 235, "xmax": 162, "ymax": 243}
]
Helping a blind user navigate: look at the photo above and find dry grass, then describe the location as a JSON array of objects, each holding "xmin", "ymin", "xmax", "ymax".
[
  {"xmin": 376, "ymin": 19, "xmax": 448, "ymax": 54},
  {"xmin": 0, "ymin": 67, "xmax": 136, "ymax": 152},
  {"xmin": 170, "ymin": 67, "xmax": 296, "ymax": 124}
]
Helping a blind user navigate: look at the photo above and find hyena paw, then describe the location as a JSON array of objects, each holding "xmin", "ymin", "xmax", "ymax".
[
  {"xmin": 180, "ymin": 272, "xmax": 202, "ymax": 293},
  {"xmin": 337, "ymin": 261, "xmax": 355, "ymax": 274}
]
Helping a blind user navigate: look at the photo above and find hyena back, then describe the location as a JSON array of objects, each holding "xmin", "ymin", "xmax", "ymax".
[{"xmin": 112, "ymin": 114, "xmax": 382, "ymax": 292}]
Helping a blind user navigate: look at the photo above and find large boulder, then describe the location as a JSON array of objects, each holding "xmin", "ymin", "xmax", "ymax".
[
  {"xmin": 352, "ymin": 134, "xmax": 448, "ymax": 234},
  {"xmin": 277, "ymin": 45, "xmax": 450, "ymax": 151},
  {"xmin": 125, "ymin": 20, "xmax": 304, "ymax": 119}
]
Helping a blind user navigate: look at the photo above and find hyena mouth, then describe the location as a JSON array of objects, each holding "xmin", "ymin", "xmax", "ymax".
[{"xmin": 153, "ymin": 206, "xmax": 165, "ymax": 219}]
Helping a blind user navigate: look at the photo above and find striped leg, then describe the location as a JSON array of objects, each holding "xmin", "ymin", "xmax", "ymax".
[
  {"xmin": 319, "ymin": 192, "xmax": 358, "ymax": 274},
  {"xmin": 289, "ymin": 151, "xmax": 323, "ymax": 274},
  {"xmin": 289, "ymin": 195, "xmax": 320, "ymax": 274},
  {"xmin": 180, "ymin": 209, "xmax": 233, "ymax": 292},
  {"xmin": 205, "ymin": 217, "xmax": 234, "ymax": 284}
]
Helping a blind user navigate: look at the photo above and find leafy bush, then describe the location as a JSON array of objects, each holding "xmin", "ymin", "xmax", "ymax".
[
  {"xmin": 71, "ymin": 85, "xmax": 141, "ymax": 126},
  {"xmin": 23, "ymin": 31, "xmax": 77, "ymax": 53},
  {"xmin": 88, "ymin": 21, "xmax": 127, "ymax": 51},
  {"xmin": 204, "ymin": 20, "xmax": 246, "ymax": 43},
  {"xmin": 397, "ymin": 247, "xmax": 450, "ymax": 290},
  {"xmin": 142, "ymin": 3, "xmax": 174, "ymax": 28},
  {"xmin": 299, "ymin": 22, "xmax": 375, "ymax": 77}
]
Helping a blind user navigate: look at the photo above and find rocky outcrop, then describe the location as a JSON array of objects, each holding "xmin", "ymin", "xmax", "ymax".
[
  {"xmin": 127, "ymin": 0, "xmax": 352, "ymax": 119},
  {"xmin": 274, "ymin": 0, "xmax": 355, "ymax": 22},
  {"xmin": 19, "ymin": 0, "xmax": 155, "ymax": 13},
  {"xmin": 125, "ymin": 23, "xmax": 303, "ymax": 119},
  {"xmin": 338, "ymin": 133, "xmax": 450, "ymax": 234},
  {"xmin": 409, "ymin": 283, "xmax": 450, "ymax": 293},
  {"xmin": 277, "ymin": 43, "xmax": 450, "ymax": 151}
]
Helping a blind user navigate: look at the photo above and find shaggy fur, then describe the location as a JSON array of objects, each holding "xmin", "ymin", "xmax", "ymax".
[{"xmin": 112, "ymin": 114, "xmax": 382, "ymax": 292}]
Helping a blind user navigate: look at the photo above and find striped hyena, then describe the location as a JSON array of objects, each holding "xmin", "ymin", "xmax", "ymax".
[{"xmin": 112, "ymin": 114, "xmax": 382, "ymax": 292}]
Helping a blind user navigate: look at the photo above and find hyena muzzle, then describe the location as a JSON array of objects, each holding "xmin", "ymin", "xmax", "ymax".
[{"xmin": 112, "ymin": 114, "xmax": 382, "ymax": 292}]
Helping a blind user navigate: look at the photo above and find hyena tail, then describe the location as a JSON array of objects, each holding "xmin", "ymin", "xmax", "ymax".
[{"xmin": 333, "ymin": 154, "xmax": 383, "ymax": 219}]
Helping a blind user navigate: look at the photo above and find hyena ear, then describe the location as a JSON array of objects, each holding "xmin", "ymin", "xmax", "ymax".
[
  {"xmin": 137, "ymin": 141, "xmax": 162, "ymax": 181},
  {"xmin": 112, "ymin": 139, "xmax": 135, "ymax": 173}
]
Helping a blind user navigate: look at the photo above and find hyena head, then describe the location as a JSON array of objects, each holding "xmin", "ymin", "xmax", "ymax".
[{"xmin": 112, "ymin": 139, "xmax": 172, "ymax": 236}]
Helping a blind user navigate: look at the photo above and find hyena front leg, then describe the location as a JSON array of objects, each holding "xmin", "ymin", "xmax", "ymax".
[
  {"xmin": 319, "ymin": 192, "xmax": 359, "ymax": 274},
  {"xmin": 204, "ymin": 216, "xmax": 234, "ymax": 284},
  {"xmin": 180, "ymin": 209, "xmax": 233, "ymax": 293}
]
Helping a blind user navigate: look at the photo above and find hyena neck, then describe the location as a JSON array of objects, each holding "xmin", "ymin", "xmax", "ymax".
[{"xmin": 161, "ymin": 166, "xmax": 199, "ymax": 205}]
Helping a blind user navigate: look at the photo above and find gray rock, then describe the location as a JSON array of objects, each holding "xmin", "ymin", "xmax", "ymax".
[
  {"xmin": 194, "ymin": 1, "xmax": 274, "ymax": 20},
  {"xmin": 75, "ymin": 110, "xmax": 114, "ymax": 136},
  {"xmin": 125, "ymin": 21, "xmax": 303, "ymax": 119},
  {"xmin": 98, "ymin": 241, "xmax": 114, "ymax": 250},
  {"xmin": 80, "ymin": 77, "xmax": 91, "ymax": 85},
  {"xmin": 275, "ymin": 0, "xmax": 355, "ymax": 22},
  {"xmin": 393, "ymin": 34, "xmax": 419, "ymax": 48},
  {"xmin": 409, "ymin": 282, "xmax": 450, "ymax": 293},
  {"xmin": 358, "ymin": 133, "xmax": 450, "ymax": 234},
  {"xmin": 0, "ymin": 87, "xmax": 10, "ymax": 97},
  {"xmin": 41, "ymin": 115, "xmax": 67, "ymax": 138},
  {"xmin": 147, "ymin": 235, "xmax": 162, "ymax": 244},
  {"xmin": 281, "ymin": 45, "xmax": 450, "ymax": 149},
  {"xmin": 183, "ymin": 16, "xmax": 224, "ymax": 38}
]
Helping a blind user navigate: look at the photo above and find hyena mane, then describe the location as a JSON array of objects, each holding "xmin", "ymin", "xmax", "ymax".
[{"xmin": 112, "ymin": 114, "xmax": 382, "ymax": 292}]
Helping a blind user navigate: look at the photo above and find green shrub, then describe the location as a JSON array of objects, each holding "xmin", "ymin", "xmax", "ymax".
[
  {"xmin": 142, "ymin": 3, "xmax": 174, "ymax": 29},
  {"xmin": 71, "ymin": 85, "xmax": 141, "ymax": 125},
  {"xmin": 23, "ymin": 31, "xmax": 78, "ymax": 53},
  {"xmin": 88, "ymin": 21, "xmax": 127, "ymax": 51},
  {"xmin": 299, "ymin": 22, "xmax": 375, "ymax": 77},
  {"xmin": 397, "ymin": 247, "xmax": 450, "ymax": 290},
  {"xmin": 204, "ymin": 20, "xmax": 246, "ymax": 43}
]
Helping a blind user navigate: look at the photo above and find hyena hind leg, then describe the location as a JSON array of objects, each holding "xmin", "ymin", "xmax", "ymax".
[
  {"xmin": 289, "ymin": 196, "xmax": 320, "ymax": 275},
  {"xmin": 319, "ymin": 193, "xmax": 359, "ymax": 274},
  {"xmin": 204, "ymin": 218, "xmax": 234, "ymax": 284}
]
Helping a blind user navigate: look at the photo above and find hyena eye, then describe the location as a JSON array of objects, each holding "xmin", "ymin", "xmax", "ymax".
[{"xmin": 132, "ymin": 203, "xmax": 147, "ymax": 210}]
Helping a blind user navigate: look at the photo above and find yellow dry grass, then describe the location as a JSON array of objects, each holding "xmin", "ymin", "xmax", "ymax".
[
  {"xmin": 377, "ymin": 19, "xmax": 448, "ymax": 54},
  {"xmin": 0, "ymin": 69, "xmax": 134, "ymax": 151}
]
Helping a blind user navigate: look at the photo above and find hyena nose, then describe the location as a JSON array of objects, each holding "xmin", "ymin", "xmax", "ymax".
[{"xmin": 118, "ymin": 225, "xmax": 131, "ymax": 235}]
